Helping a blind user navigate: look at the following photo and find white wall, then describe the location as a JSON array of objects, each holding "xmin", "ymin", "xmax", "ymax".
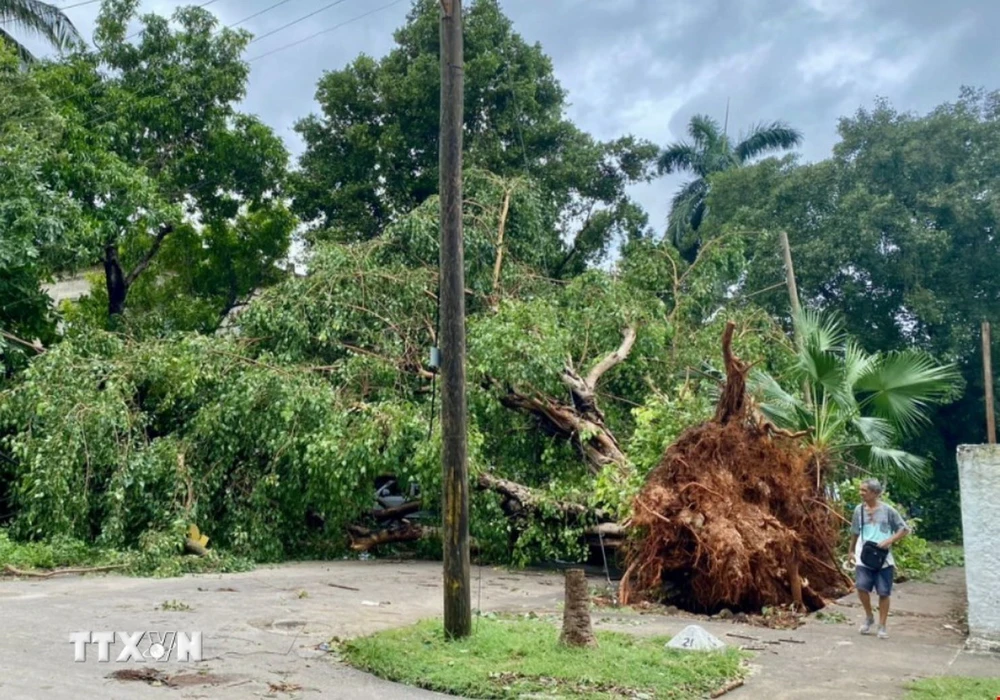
[
  {"xmin": 41, "ymin": 271, "xmax": 96, "ymax": 305},
  {"xmin": 958, "ymin": 444, "xmax": 1000, "ymax": 649}
]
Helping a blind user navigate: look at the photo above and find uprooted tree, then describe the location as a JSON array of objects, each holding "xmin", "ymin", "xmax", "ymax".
[{"xmin": 620, "ymin": 322, "xmax": 848, "ymax": 612}]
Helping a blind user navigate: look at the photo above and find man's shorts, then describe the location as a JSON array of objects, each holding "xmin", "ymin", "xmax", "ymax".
[{"xmin": 856, "ymin": 565, "xmax": 894, "ymax": 597}]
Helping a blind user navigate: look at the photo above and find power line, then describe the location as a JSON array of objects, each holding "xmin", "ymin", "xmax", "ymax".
[
  {"xmin": 247, "ymin": 0, "xmax": 354, "ymax": 46},
  {"xmin": 74, "ymin": 0, "xmax": 400, "ymax": 133},
  {"xmin": 229, "ymin": 0, "xmax": 300, "ymax": 29},
  {"xmin": 247, "ymin": 0, "xmax": 404, "ymax": 61},
  {"xmin": 57, "ymin": 0, "xmax": 102, "ymax": 9},
  {"xmin": 39, "ymin": 0, "xmax": 406, "ymax": 204}
]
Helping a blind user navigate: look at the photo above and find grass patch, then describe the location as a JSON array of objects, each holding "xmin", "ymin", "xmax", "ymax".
[
  {"xmin": 0, "ymin": 530, "xmax": 121, "ymax": 570},
  {"xmin": 0, "ymin": 529, "xmax": 253, "ymax": 578},
  {"xmin": 905, "ymin": 676, "xmax": 1000, "ymax": 699},
  {"xmin": 341, "ymin": 616, "xmax": 746, "ymax": 699}
]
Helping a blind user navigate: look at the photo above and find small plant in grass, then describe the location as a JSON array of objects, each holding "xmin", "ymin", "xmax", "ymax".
[
  {"xmin": 159, "ymin": 600, "xmax": 193, "ymax": 612},
  {"xmin": 342, "ymin": 616, "xmax": 746, "ymax": 699}
]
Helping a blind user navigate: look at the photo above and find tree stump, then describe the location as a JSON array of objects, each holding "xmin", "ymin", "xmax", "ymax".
[{"xmin": 560, "ymin": 568, "xmax": 597, "ymax": 648}]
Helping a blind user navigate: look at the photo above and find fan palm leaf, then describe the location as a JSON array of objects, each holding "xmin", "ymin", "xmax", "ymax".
[
  {"xmin": 753, "ymin": 309, "xmax": 958, "ymax": 487},
  {"xmin": 855, "ymin": 349, "xmax": 961, "ymax": 436}
]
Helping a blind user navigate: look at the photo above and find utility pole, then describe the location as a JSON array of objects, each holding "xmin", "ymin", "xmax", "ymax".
[
  {"xmin": 438, "ymin": 0, "xmax": 471, "ymax": 639},
  {"xmin": 779, "ymin": 230, "xmax": 812, "ymax": 406},
  {"xmin": 983, "ymin": 321, "xmax": 996, "ymax": 445},
  {"xmin": 779, "ymin": 230, "xmax": 801, "ymax": 318}
]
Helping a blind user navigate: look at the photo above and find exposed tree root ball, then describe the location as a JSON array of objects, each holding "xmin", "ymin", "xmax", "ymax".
[{"xmin": 620, "ymin": 322, "xmax": 848, "ymax": 612}]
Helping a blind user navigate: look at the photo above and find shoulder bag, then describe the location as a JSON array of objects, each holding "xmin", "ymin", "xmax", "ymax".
[{"xmin": 859, "ymin": 505, "xmax": 889, "ymax": 570}]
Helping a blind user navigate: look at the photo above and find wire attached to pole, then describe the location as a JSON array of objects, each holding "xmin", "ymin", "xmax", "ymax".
[{"xmin": 427, "ymin": 288, "xmax": 441, "ymax": 441}]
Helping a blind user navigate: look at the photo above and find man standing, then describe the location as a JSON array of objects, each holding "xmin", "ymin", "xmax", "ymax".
[{"xmin": 848, "ymin": 478, "xmax": 910, "ymax": 639}]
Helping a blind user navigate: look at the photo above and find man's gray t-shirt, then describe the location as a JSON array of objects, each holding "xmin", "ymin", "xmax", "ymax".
[{"xmin": 851, "ymin": 502, "xmax": 909, "ymax": 569}]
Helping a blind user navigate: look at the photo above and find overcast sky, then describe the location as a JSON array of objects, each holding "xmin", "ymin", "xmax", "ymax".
[{"xmin": 35, "ymin": 0, "xmax": 1000, "ymax": 235}]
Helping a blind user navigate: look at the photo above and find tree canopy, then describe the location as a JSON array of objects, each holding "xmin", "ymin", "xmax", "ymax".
[
  {"xmin": 33, "ymin": 0, "xmax": 294, "ymax": 325},
  {"xmin": 292, "ymin": 0, "xmax": 657, "ymax": 276},
  {"xmin": 0, "ymin": 0, "xmax": 987, "ymax": 567}
]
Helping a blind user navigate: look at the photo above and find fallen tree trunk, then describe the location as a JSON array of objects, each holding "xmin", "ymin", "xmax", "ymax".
[
  {"xmin": 371, "ymin": 501, "xmax": 422, "ymax": 521},
  {"xmin": 488, "ymin": 328, "xmax": 635, "ymax": 475},
  {"xmin": 347, "ymin": 523, "xmax": 483, "ymax": 554},
  {"xmin": 348, "ymin": 522, "xmax": 428, "ymax": 551},
  {"xmin": 475, "ymin": 473, "xmax": 620, "ymax": 534}
]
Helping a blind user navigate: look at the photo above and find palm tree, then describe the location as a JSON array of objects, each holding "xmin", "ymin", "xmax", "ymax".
[
  {"xmin": 659, "ymin": 114, "xmax": 802, "ymax": 260},
  {"xmin": 750, "ymin": 310, "xmax": 959, "ymax": 490},
  {"xmin": 0, "ymin": 0, "xmax": 82, "ymax": 63}
]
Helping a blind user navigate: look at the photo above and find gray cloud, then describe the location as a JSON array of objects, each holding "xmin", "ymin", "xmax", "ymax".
[{"xmin": 33, "ymin": 0, "xmax": 1000, "ymax": 233}]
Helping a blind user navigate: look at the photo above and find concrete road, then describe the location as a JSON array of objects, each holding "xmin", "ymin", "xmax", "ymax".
[
  {"xmin": 594, "ymin": 567, "xmax": 1000, "ymax": 699},
  {"xmin": 0, "ymin": 560, "xmax": 568, "ymax": 699},
  {"xmin": 1, "ymin": 562, "xmax": 996, "ymax": 699}
]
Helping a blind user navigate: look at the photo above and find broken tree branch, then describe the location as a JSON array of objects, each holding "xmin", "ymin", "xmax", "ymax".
[
  {"xmin": 0, "ymin": 330, "xmax": 45, "ymax": 354},
  {"xmin": 585, "ymin": 326, "xmax": 637, "ymax": 388},
  {"xmin": 3, "ymin": 564, "xmax": 126, "ymax": 578},
  {"xmin": 349, "ymin": 522, "xmax": 427, "ymax": 551},
  {"xmin": 491, "ymin": 188, "xmax": 511, "ymax": 301},
  {"xmin": 476, "ymin": 473, "xmax": 616, "ymax": 526},
  {"xmin": 371, "ymin": 501, "xmax": 422, "ymax": 521}
]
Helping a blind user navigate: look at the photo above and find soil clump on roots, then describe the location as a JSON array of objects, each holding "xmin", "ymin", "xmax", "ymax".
[{"xmin": 620, "ymin": 322, "xmax": 848, "ymax": 613}]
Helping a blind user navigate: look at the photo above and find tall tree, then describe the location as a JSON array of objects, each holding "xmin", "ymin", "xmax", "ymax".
[
  {"xmin": 660, "ymin": 114, "xmax": 801, "ymax": 260},
  {"xmin": 0, "ymin": 0, "xmax": 81, "ymax": 62},
  {"xmin": 292, "ymin": 0, "xmax": 657, "ymax": 275},
  {"xmin": 0, "ymin": 44, "xmax": 87, "ymax": 369},
  {"xmin": 36, "ymin": 0, "xmax": 292, "ymax": 322}
]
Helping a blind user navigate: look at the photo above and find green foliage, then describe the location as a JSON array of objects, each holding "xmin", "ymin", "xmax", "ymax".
[
  {"xmin": 28, "ymin": 0, "xmax": 292, "ymax": 323},
  {"xmin": 0, "ymin": 529, "xmax": 119, "ymax": 570},
  {"xmin": 0, "ymin": 328, "xmax": 436, "ymax": 562},
  {"xmin": 658, "ymin": 113, "xmax": 801, "ymax": 260},
  {"xmin": 628, "ymin": 386, "xmax": 713, "ymax": 478},
  {"xmin": 0, "ymin": 0, "xmax": 83, "ymax": 62},
  {"xmin": 0, "ymin": 44, "xmax": 92, "ymax": 368},
  {"xmin": 342, "ymin": 616, "xmax": 746, "ymax": 699},
  {"xmin": 904, "ymin": 676, "xmax": 1000, "ymax": 700},
  {"xmin": 292, "ymin": 0, "xmax": 657, "ymax": 273},
  {"xmin": 0, "ymin": 527, "xmax": 252, "ymax": 577},
  {"xmin": 752, "ymin": 311, "xmax": 960, "ymax": 488}
]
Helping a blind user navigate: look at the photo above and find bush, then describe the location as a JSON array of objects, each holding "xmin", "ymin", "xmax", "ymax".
[{"xmin": 0, "ymin": 329, "xmax": 439, "ymax": 565}]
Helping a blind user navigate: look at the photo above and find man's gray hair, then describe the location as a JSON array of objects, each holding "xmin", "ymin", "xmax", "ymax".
[{"xmin": 861, "ymin": 478, "xmax": 883, "ymax": 495}]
